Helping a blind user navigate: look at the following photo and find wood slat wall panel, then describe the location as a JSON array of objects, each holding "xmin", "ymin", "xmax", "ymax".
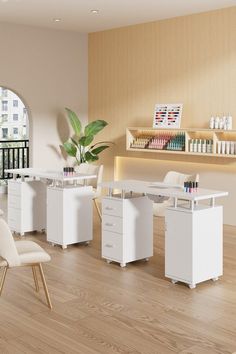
[{"xmin": 89, "ymin": 6, "xmax": 236, "ymax": 224}]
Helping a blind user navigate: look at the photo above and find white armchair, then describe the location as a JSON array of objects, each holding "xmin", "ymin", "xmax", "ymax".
[
  {"xmin": 0, "ymin": 219, "xmax": 52, "ymax": 308},
  {"xmin": 151, "ymin": 171, "xmax": 199, "ymax": 217}
]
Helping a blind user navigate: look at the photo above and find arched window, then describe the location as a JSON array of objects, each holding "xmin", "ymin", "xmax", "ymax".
[
  {"xmin": 0, "ymin": 87, "xmax": 29, "ymax": 179},
  {"xmin": 0, "ymin": 87, "xmax": 29, "ymax": 139}
]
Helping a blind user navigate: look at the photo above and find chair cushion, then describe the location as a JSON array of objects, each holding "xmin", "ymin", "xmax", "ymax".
[
  {"xmin": 0, "ymin": 256, "xmax": 7, "ymax": 267},
  {"xmin": 15, "ymin": 241, "xmax": 51, "ymax": 265}
]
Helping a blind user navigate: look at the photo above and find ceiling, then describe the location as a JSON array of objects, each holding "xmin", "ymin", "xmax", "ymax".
[{"xmin": 0, "ymin": 0, "xmax": 236, "ymax": 33}]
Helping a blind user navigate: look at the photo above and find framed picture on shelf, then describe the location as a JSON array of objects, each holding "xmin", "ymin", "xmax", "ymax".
[{"xmin": 153, "ymin": 103, "xmax": 183, "ymax": 128}]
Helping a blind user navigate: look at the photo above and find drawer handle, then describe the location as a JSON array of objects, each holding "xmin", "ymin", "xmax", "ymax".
[
  {"xmin": 105, "ymin": 207, "xmax": 114, "ymax": 211},
  {"xmin": 105, "ymin": 223, "xmax": 115, "ymax": 227},
  {"xmin": 105, "ymin": 244, "xmax": 113, "ymax": 248}
]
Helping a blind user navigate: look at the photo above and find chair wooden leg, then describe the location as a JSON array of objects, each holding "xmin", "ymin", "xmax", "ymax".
[
  {"xmin": 38, "ymin": 263, "xmax": 52, "ymax": 309},
  {"xmin": 0, "ymin": 267, "xmax": 8, "ymax": 296},
  {"xmin": 94, "ymin": 199, "xmax": 102, "ymax": 221},
  {"xmin": 32, "ymin": 266, "xmax": 39, "ymax": 292}
]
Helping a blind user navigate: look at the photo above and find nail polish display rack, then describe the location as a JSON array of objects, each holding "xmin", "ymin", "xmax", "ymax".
[{"xmin": 126, "ymin": 127, "xmax": 236, "ymax": 158}]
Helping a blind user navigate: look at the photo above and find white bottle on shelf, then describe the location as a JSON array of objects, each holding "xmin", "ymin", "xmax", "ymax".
[
  {"xmin": 221, "ymin": 141, "xmax": 226, "ymax": 154},
  {"xmin": 226, "ymin": 116, "xmax": 232, "ymax": 130},
  {"xmin": 214, "ymin": 117, "xmax": 220, "ymax": 129},
  {"xmin": 226, "ymin": 141, "xmax": 230, "ymax": 155},
  {"xmin": 217, "ymin": 141, "xmax": 221, "ymax": 154},
  {"xmin": 189, "ymin": 139, "xmax": 193, "ymax": 153},
  {"xmin": 193, "ymin": 139, "xmax": 197, "ymax": 153},
  {"xmin": 230, "ymin": 141, "xmax": 234, "ymax": 155},
  {"xmin": 219, "ymin": 118, "xmax": 224, "ymax": 130},
  {"xmin": 202, "ymin": 140, "xmax": 206, "ymax": 153},
  {"xmin": 222, "ymin": 116, "xmax": 227, "ymax": 130},
  {"xmin": 197, "ymin": 139, "xmax": 202, "ymax": 153},
  {"xmin": 210, "ymin": 117, "xmax": 215, "ymax": 129}
]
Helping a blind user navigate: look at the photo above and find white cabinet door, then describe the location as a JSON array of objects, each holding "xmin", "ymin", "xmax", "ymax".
[
  {"xmin": 165, "ymin": 209, "xmax": 193, "ymax": 282},
  {"xmin": 165, "ymin": 206, "xmax": 223, "ymax": 286},
  {"xmin": 47, "ymin": 188, "xmax": 63, "ymax": 244},
  {"xmin": 47, "ymin": 186, "xmax": 93, "ymax": 246},
  {"xmin": 63, "ymin": 187, "xmax": 93, "ymax": 244}
]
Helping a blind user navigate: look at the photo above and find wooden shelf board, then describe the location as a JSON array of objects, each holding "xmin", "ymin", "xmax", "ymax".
[
  {"xmin": 127, "ymin": 127, "xmax": 236, "ymax": 133},
  {"xmin": 127, "ymin": 147, "xmax": 236, "ymax": 158}
]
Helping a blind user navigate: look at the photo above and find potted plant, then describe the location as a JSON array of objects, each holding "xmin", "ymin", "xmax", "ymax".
[{"xmin": 62, "ymin": 108, "xmax": 111, "ymax": 164}]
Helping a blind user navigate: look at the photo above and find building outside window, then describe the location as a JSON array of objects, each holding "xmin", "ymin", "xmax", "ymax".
[
  {"xmin": 1, "ymin": 114, "xmax": 8, "ymax": 123},
  {"xmin": 0, "ymin": 87, "xmax": 29, "ymax": 140},
  {"xmin": 2, "ymin": 128, "xmax": 8, "ymax": 139},
  {"xmin": 0, "ymin": 86, "xmax": 29, "ymax": 179},
  {"xmin": 13, "ymin": 127, "xmax": 18, "ymax": 137},
  {"xmin": 2, "ymin": 88, "xmax": 8, "ymax": 97},
  {"xmin": 13, "ymin": 100, "xmax": 18, "ymax": 107},
  {"xmin": 2, "ymin": 100, "xmax": 8, "ymax": 111}
]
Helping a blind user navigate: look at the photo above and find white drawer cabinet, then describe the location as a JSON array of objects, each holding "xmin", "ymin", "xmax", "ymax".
[
  {"xmin": 165, "ymin": 205, "xmax": 223, "ymax": 288},
  {"xmin": 8, "ymin": 179, "xmax": 46, "ymax": 235},
  {"xmin": 102, "ymin": 196, "xmax": 153, "ymax": 267},
  {"xmin": 102, "ymin": 214, "xmax": 123, "ymax": 234},
  {"xmin": 47, "ymin": 185, "xmax": 93, "ymax": 249},
  {"xmin": 102, "ymin": 198, "xmax": 123, "ymax": 217},
  {"xmin": 102, "ymin": 231, "xmax": 123, "ymax": 261}
]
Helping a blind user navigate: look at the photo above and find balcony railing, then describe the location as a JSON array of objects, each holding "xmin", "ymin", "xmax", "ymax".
[{"xmin": 0, "ymin": 140, "xmax": 29, "ymax": 179}]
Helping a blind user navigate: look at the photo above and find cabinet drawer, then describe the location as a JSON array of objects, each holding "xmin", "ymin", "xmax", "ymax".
[
  {"xmin": 102, "ymin": 198, "xmax": 123, "ymax": 217},
  {"xmin": 102, "ymin": 214, "xmax": 123, "ymax": 234},
  {"xmin": 102, "ymin": 231, "xmax": 123, "ymax": 261},
  {"xmin": 8, "ymin": 182, "xmax": 21, "ymax": 196},
  {"xmin": 8, "ymin": 195, "xmax": 21, "ymax": 209}
]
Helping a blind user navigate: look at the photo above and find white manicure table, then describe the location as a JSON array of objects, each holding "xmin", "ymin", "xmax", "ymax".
[
  {"xmin": 100, "ymin": 179, "xmax": 228, "ymax": 289},
  {"xmin": 6, "ymin": 168, "xmax": 96, "ymax": 249}
]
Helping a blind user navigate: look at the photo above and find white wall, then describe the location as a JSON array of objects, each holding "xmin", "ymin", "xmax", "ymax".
[{"xmin": 0, "ymin": 22, "xmax": 88, "ymax": 168}]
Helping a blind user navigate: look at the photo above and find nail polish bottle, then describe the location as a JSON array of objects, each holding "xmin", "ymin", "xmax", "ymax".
[
  {"xmin": 189, "ymin": 182, "xmax": 193, "ymax": 193},
  {"xmin": 184, "ymin": 182, "xmax": 187, "ymax": 192}
]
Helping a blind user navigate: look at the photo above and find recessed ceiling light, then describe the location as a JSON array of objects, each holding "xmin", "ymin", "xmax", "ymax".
[
  {"xmin": 53, "ymin": 18, "xmax": 62, "ymax": 22},
  {"xmin": 90, "ymin": 9, "xmax": 99, "ymax": 14}
]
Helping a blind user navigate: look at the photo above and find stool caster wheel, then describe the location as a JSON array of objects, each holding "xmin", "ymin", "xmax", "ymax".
[
  {"xmin": 171, "ymin": 279, "xmax": 178, "ymax": 284},
  {"xmin": 120, "ymin": 263, "xmax": 126, "ymax": 268},
  {"xmin": 189, "ymin": 284, "xmax": 196, "ymax": 289},
  {"xmin": 212, "ymin": 277, "xmax": 219, "ymax": 282}
]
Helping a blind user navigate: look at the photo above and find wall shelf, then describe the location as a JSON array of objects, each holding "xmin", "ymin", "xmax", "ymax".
[{"xmin": 126, "ymin": 127, "xmax": 236, "ymax": 158}]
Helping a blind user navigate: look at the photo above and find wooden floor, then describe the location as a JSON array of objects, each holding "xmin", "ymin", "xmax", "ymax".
[{"xmin": 1, "ymin": 195, "xmax": 236, "ymax": 354}]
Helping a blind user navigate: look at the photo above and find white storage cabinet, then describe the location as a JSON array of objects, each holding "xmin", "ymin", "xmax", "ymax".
[
  {"xmin": 8, "ymin": 179, "xmax": 46, "ymax": 236},
  {"xmin": 102, "ymin": 196, "xmax": 153, "ymax": 267},
  {"xmin": 47, "ymin": 185, "xmax": 93, "ymax": 249},
  {"xmin": 165, "ymin": 205, "xmax": 223, "ymax": 288}
]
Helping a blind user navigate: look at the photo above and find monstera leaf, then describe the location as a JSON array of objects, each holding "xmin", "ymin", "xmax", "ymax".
[{"xmin": 62, "ymin": 108, "xmax": 111, "ymax": 164}]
